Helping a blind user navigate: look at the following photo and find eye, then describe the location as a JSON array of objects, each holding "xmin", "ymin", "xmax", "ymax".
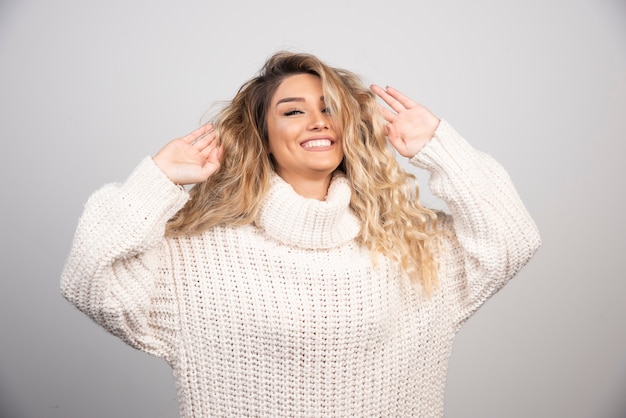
[
  {"xmin": 284, "ymin": 109, "xmax": 304, "ymax": 116},
  {"xmin": 321, "ymin": 107, "xmax": 332, "ymax": 114}
]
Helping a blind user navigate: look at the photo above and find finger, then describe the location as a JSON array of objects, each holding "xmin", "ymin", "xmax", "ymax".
[
  {"xmin": 384, "ymin": 86, "xmax": 419, "ymax": 109},
  {"xmin": 200, "ymin": 146, "xmax": 224, "ymax": 175},
  {"xmin": 385, "ymin": 124, "xmax": 404, "ymax": 152},
  {"xmin": 385, "ymin": 122, "xmax": 398, "ymax": 140},
  {"xmin": 182, "ymin": 123, "xmax": 214, "ymax": 144},
  {"xmin": 377, "ymin": 103, "xmax": 397, "ymax": 123},
  {"xmin": 208, "ymin": 145, "xmax": 224, "ymax": 163},
  {"xmin": 198, "ymin": 135, "xmax": 220, "ymax": 158},
  {"xmin": 191, "ymin": 124, "xmax": 216, "ymax": 145},
  {"xmin": 192, "ymin": 129, "xmax": 217, "ymax": 150},
  {"xmin": 371, "ymin": 84, "xmax": 406, "ymax": 113}
]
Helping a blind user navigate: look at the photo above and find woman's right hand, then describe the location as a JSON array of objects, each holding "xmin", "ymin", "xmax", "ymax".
[{"xmin": 153, "ymin": 124, "xmax": 223, "ymax": 185}]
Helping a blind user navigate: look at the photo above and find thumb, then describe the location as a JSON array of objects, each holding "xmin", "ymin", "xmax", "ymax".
[
  {"xmin": 385, "ymin": 124, "xmax": 404, "ymax": 152},
  {"xmin": 202, "ymin": 146, "xmax": 223, "ymax": 174}
]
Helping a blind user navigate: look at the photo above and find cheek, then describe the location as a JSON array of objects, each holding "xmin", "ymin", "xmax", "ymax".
[
  {"xmin": 269, "ymin": 121, "xmax": 298, "ymax": 152},
  {"xmin": 266, "ymin": 120, "xmax": 281, "ymax": 155}
]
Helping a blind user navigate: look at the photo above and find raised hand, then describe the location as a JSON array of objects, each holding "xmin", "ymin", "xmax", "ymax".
[
  {"xmin": 153, "ymin": 124, "xmax": 223, "ymax": 185},
  {"xmin": 371, "ymin": 85, "xmax": 440, "ymax": 158}
]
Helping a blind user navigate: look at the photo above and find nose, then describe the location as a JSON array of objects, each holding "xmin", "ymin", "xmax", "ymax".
[{"xmin": 309, "ymin": 110, "xmax": 329, "ymax": 131}]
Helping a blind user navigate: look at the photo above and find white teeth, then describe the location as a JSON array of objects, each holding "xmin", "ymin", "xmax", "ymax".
[{"xmin": 302, "ymin": 139, "xmax": 332, "ymax": 148}]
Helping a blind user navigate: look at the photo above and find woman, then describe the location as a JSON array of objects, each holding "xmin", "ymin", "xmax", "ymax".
[{"xmin": 61, "ymin": 51, "xmax": 540, "ymax": 417}]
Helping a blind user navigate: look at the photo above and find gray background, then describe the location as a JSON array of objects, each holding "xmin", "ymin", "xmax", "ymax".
[{"xmin": 1, "ymin": 0, "xmax": 625, "ymax": 417}]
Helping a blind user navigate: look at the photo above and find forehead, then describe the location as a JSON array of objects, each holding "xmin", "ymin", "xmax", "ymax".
[{"xmin": 272, "ymin": 74, "xmax": 323, "ymax": 103}]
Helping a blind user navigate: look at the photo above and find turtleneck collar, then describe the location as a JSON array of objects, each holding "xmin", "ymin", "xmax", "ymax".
[{"xmin": 255, "ymin": 172, "xmax": 361, "ymax": 249}]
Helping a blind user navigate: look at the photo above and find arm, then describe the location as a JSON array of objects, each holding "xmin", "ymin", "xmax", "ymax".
[
  {"xmin": 411, "ymin": 120, "xmax": 541, "ymax": 326},
  {"xmin": 61, "ymin": 124, "xmax": 223, "ymax": 358},
  {"xmin": 372, "ymin": 85, "xmax": 541, "ymax": 326},
  {"xmin": 61, "ymin": 158, "xmax": 190, "ymax": 358}
]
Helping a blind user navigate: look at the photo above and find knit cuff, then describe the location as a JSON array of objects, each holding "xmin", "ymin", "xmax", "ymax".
[
  {"xmin": 409, "ymin": 119, "xmax": 478, "ymax": 176},
  {"xmin": 119, "ymin": 157, "xmax": 190, "ymax": 224}
]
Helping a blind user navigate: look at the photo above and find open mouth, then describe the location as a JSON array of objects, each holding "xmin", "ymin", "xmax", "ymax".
[{"xmin": 302, "ymin": 139, "xmax": 333, "ymax": 149}]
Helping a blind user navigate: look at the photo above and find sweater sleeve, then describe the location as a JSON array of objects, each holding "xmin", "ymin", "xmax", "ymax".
[
  {"xmin": 61, "ymin": 157, "xmax": 190, "ymax": 360},
  {"xmin": 410, "ymin": 120, "xmax": 541, "ymax": 328}
]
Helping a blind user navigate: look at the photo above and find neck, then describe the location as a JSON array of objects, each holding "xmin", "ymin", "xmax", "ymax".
[
  {"xmin": 275, "ymin": 170, "xmax": 333, "ymax": 200},
  {"xmin": 257, "ymin": 171, "xmax": 361, "ymax": 249}
]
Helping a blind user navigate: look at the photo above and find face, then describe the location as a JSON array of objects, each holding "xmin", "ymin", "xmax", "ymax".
[{"xmin": 266, "ymin": 73, "xmax": 343, "ymax": 186}]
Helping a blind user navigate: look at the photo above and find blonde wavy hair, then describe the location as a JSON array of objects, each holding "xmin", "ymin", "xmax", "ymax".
[{"xmin": 166, "ymin": 51, "xmax": 441, "ymax": 292}]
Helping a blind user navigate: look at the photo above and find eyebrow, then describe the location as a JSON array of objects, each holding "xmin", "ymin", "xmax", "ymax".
[{"xmin": 275, "ymin": 96, "xmax": 325, "ymax": 107}]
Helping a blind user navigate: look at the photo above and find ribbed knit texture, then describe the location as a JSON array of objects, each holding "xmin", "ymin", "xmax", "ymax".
[{"xmin": 61, "ymin": 120, "xmax": 541, "ymax": 417}]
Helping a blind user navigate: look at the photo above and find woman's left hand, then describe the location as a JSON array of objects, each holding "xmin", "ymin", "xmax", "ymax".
[{"xmin": 371, "ymin": 84, "xmax": 440, "ymax": 158}]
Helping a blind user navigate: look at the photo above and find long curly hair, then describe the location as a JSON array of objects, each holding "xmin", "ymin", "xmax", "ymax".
[{"xmin": 166, "ymin": 51, "xmax": 441, "ymax": 292}]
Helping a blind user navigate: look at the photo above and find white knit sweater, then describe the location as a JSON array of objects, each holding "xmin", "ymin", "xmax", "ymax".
[{"xmin": 61, "ymin": 120, "xmax": 541, "ymax": 417}]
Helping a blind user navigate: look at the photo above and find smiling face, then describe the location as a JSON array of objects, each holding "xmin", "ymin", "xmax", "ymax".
[{"xmin": 266, "ymin": 73, "xmax": 343, "ymax": 193}]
